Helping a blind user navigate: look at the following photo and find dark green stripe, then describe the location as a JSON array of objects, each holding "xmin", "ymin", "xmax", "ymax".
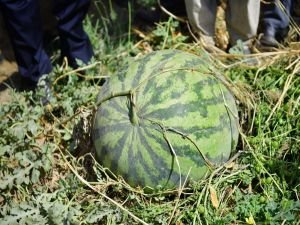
[
  {"xmin": 140, "ymin": 71, "xmax": 221, "ymax": 116},
  {"xmin": 96, "ymin": 105, "xmax": 123, "ymax": 120},
  {"xmin": 162, "ymin": 134, "xmax": 205, "ymax": 166},
  {"xmin": 93, "ymin": 122, "xmax": 129, "ymax": 141},
  {"xmin": 140, "ymin": 71, "xmax": 189, "ymax": 110},
  {"xmin": 109, "ymin": 131, "xmax": 130, "ymax": 172},
  {"xmin": 117, "ymin": 64, "xmax": 130, "ymax": 83},
  {"xmin": 167, "ymin": 112, "xmax": 230, "ymax": 140},
  {"xmin": 131, "ymin": 52, "xmax": 155, "ymax": 88},
  {"xmin": 98, "ymin": 80, "xmax": 113, "ymax": 101},
  {"xmin": 192, "ymin": 77, "xmax": 220, "ymax": 94},
  {"xmin": 109, "ymin": 98, "xmax": 128, "ymax": 115},
  {"xmin": 135, "ymin": 150, "xmax": 157, "ymax": 187},
  {"xmin": 125, "ymin": 129, "xmax": 144, "ymax": 186},
  {"xmin": 182, "ymin": 57, "xmax": 205, "ymax": 68},
  {"xmin": 205, "ymin": 152, "xmax": 228, "ymax": 164},
  {"xmin": 132, "ymin": 51, "xmax": 177, "ymax": 88},
  {"xmin": 94, "ymin": 129, "xmax": 128, "ymax": 170},
  {"xmin": 141, "ymin": 126, "xmax": 181, "ymax": 186},
  {"xmin": 95, "ymin": 100, "xmax": 128, "ymax": 125},
  {"xmin": 142, "ymin": 94, "xmax": 223, "ymax": 120},
  {"xmin": 139, "ymin": 126, "xmax": 173, "ymax": 183}
]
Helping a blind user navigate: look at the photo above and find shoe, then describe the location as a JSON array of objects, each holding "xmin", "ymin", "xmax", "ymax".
[
  {"xmin": 0, "ymin": 52, "xmax": 3, "ymax": 62},
  {"xmin": 36, "ymin": 74, "xmax": 54, "ymax": 105},
  {"xmin": 136, "ymin": 7, "xmax": 161, "ymax": 23},
  {"xmin": 18, "ymin": 76, "xmax": 38, "ymax": 92},
  {"xmin": 160, "ymin": 0, "xmax": 187, "ymax": 17},
  {"xmin": 256, "ymin": 34, "xmax": 282, "ymax": 52},
  {"xmin": 14, "ymin": 74, "xmax": 54, "ymax": 105},
  {"xmin": 228, "ymin": 40, "xmax": 259, "ymax": 66},
  {"xmin": 260, "ymin": 34, "xmax": 280, "ymax": 48},
  {"xmin": 228, "ymin": 40, "xmax": 253, "ymax": 55},
  {"xmin": 197, "ymin": 34, "xmax": 225, "ymax": 54}
]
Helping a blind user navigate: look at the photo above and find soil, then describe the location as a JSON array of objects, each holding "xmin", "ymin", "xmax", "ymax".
[{"xmin": 0, "ymin": 13, "xmax": 17, "ymax": 103}]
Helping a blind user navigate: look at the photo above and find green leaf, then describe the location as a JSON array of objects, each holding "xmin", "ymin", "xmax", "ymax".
[
  {"xmin": 63, "ymin": 132, "xmax": 72, "ymax": 141},
  {"xmin": 27, "ymin": 120, "xmax": 39, "ymax": 135},
  {"xmin": 86, "ymin": 207, "xmax": 115, "ymax": 223},
  {"xmin": 11, "ymin": 125, "xmax": 25, "ymax": 140},
  {"xmin": 0, "ymin": 145, "xmax": 10, "ymax": 156},
  {"xmin": 31, "ymin": 169, "xmax": 40, "ymax": 183}
]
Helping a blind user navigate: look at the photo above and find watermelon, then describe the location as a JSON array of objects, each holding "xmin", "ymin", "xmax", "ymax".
[{"xmin": 92, "ymin": 49, "xmax": 239, "ymax": 191}]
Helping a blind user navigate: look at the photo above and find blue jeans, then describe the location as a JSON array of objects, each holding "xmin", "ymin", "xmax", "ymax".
[
  {"xmin": 0, "ymin": 0, "xmax": 93, "ymax": 82},
  {"xmin": 261, "ymin": 0, "xmax": 293, "ymax": 41}
]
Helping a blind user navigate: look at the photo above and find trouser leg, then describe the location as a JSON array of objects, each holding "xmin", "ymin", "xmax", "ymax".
[
  {"xmin": 226, "ymin": 0, "xmax": 260, "ymax": 45},
  {"xmin": 53, "ymin": 0, "xmax": 93, "ymax": 68},
  {"xmin": 0, "ymin": 0, "xmax": 52, "ymax": 82},
  {"xmin": 161, "ymin": 0, "xmax": 186, "ymax": 16},
  {"xmin": 184, "ymin": 0, "xmax": 217, "ymax": 37},
  {"xmin": 261, "ymin": 0, "xmax": 292, "ymax": 41}
]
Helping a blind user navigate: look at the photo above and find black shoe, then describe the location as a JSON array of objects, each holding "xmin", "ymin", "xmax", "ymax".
[
  {"xmin": 160, "ymin": 0, "xmax": 187, "ymax": 17},
  {"xmin": 11, "ymin": 74, "xmax": 53, "ymax": 105},
  {"xmin": 260, "ymin": 34, "xmax": 280, "ymax": 48},
  {"xmin": 136, "ymin": 7, "xmax": 161, "ymax": 23},
  {"xmin": 18, "ymin": 76, "xmax": 38, "ymax": 92}
]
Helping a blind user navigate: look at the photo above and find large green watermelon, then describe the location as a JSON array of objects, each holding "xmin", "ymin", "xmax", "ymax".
[{"xmin": 92, "ymin": 49, "xmax": 239, "ymax": 191}]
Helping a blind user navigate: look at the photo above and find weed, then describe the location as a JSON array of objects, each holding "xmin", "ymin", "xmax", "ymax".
[{"xmin": 0, "ymin": 1, "xmax": 299, "ymax": 225}]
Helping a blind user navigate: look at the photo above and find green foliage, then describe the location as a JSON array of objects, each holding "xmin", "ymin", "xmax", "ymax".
[
  {"xmin": 151, "ymin": 17, "xmax": 189, "ymax": 49},
  {"xmin": 0, "ymin": 1, "xmax": 299, "ymax": 224},
  {"xmin": 0, "ymin": 95, "xmax": 54, "ymax": 191}
]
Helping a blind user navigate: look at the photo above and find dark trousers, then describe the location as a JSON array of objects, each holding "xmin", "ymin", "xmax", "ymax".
[
  {"xmin": 0, "ymin": 0, "xmax": 93, "ymax": 82},
  {"xmin": 261, "ymin": 0, "xmax": 293, "ymax": 41}
]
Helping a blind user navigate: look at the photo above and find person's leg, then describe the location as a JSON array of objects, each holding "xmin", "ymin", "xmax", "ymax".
[
  {"xmin": 226, "ymin": 0, "xmax": 260, "ymax": 46},
  {"xmin": 161, "ymin": 0, "xmax": 186, "ymax": 16},
  {"xmin": 184, "ymin": 0, "xmax": 217, "ymax": 37},
  {"xmin": 0, "ymin": 0, "xmax": 52, "ymax": 83},
  {"xmin": 184, "ymin": 0, "xmax": 222, "ymax": 52},
  {"xmin": 260, "ymin": 0, "xmax": 292, "ymax": 46},
  {"xmin": 53, "ymin": 0, "xmax": 93, "ymax": 68},
  {"xmin": 135, "ymin": 0, "xmax": 186, "ymax": 24}
]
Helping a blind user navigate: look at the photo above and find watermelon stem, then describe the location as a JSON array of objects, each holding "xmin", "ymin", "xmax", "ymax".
[
  {"xmin": 97, "ymin": 90, "xmax": 131, "ymax": 105},
  {"xmin": 128, "ymin": 92, "xmax": 140, "ymax": 126},
  {"xmin": 95, "ymin": 89, "xmax": 141, "ymax": 126}
]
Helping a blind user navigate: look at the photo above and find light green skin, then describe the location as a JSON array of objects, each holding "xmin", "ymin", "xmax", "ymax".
[{"xmin": 93, "ymin": 50, "xmax": 239, "ymax": 191}]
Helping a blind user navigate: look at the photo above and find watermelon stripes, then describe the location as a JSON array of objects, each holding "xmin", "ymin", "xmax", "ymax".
[{"xmin": 93, "ymin": 50, "xmax": 239, "ymax": 190}]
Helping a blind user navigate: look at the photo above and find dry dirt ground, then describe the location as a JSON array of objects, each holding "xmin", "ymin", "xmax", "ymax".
[{"xmin": 0, "ymin": 15, "xmax": 18, "ymax": 103}]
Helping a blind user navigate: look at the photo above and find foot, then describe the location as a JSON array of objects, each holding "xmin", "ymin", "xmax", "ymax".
[
  {"xmin": 228, "ymin": 41, "xmax": 253, "ymax": 55},
  {"xmin": 260, "ymin": 34, "xmax": 280, "ymax": 48},
  {"xmin": 0, "ymin": 52, "xmax": 3, "ymax": 62},
  {"xmin": 228, "ymin": 40, "xmax": 260, "ymax": 66},
  {"xmin": 197, "ymin": 34, "xmax": 225, "ymax": 54},
  {"xmin": 17, "ymin": 76, "xmax": 38, "ymax": 92},
  {"xmin": 36, "ymin": 75, "xmax": 54, "ymax": 105},
  {"xmin": 13, "ymin": 74, "xmax": 54, "ymax": 105},
  {"xmin": 136, "ymin": 7, "xmax": 161, "ymax": 23}
]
